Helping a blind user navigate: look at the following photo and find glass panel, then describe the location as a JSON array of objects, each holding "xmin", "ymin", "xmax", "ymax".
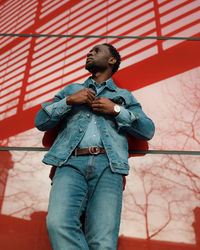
[
  {"xmin": 119, "ymin": 154, "xmax": 200, "ymax": 249},
  {"xmin": 1, "ymin": 151, "xmax": 200, "ymax": 249},
  {"xmin": 133, "ymin": 67, "xmax": 200, "ymax": 151},
  {"xmin": 0, "ymin": 150, "xmax": 51, "ymax": 249}
]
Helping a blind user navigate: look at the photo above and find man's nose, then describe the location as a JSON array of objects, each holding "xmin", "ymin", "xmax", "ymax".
[{"xmin": 87, "ymin": 50, "xmax": 93, "ymax": 57}]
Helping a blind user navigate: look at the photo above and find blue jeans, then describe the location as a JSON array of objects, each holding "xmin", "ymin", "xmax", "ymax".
[{"xmin": 46, "ymin": 154, "xmax": 123, "ymax": 250}]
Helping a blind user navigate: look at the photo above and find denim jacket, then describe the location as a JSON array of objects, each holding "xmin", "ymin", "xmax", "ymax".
[{"xmin": 35, "ymin": 77, "xmax": 155, "ymax": 175}]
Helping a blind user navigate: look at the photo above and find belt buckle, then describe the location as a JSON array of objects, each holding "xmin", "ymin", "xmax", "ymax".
[{"xmin": 89, "ymin": 146, "xmax": 100, "ymax": 155}]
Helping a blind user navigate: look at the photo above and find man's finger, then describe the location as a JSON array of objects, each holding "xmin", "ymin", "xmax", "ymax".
[
  {"xmin": 91, "ymin": 103, "xmax": 103, "ymax": 109},
  {"xmin": 86, "ymin": 89, "xmax": 95, "ymax": 101},
  {"xmin": 92, "ymin": 98, "xmax": 102, "ymax": 104},
  {"xmin": 87, "ymin": 97, "xmax": 94, "ymax": 104},
  {"xmin": 88, "ymin": 92, "xmax": 95, "ymax": 100},
  {"xmin": 93, "ymin": 97, "xmax": 102, "ymax": 101},
  {"xmin": 92, "ymin": 107, "xmax": 103, "ymax": 112},
  {"xmin": 86, "ymin": 88, "xmax": 95, "ymax": 96}
]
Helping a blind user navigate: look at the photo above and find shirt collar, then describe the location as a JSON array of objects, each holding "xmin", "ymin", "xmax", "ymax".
[{"xmin": 84, "ymin": 76, "xmax": 117, "ymax": 91}]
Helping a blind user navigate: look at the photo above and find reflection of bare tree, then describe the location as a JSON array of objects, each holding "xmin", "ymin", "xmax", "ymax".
[
  {"xmin": 124, "ymin": 157, "xmax": 197, "ymax": 243},
  {"xmin": 157, "ymin": 68, "xmax": 200, "ymax": 150},
  {"xmin": 0, "ymin": 150, "xmax": 13, "ymax": 212},
  {"xmin": 0, "ymin": 132, "xmax": 51, "ymax": 249},
  {"xmin": 0, "ymin": 129, "xmax": 49, "ymax": 219},
  {"xmin": 123, "ymin": 69, "xmax": 200, "ymax": 245},
  {"xmin": 0, "ymin": 138, "xmax": 34, "ymax": 217},
  {"xmin": 159, "ymin": 69, "xmax": 200, "ymax": 198},
  {"xmin": 125, "ymin": 163, "xmax": 172, "ymax": 240}
]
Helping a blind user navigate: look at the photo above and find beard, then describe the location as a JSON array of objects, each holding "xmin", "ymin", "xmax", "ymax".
[{"xmin": 85, "ymin": 60, "xmax": 107, "ymax": 74}]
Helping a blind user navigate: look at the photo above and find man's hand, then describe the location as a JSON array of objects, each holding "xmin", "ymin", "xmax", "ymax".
[
  {"xmin": 66, "ymin": 88, "xmax": 95, "ymax": 105},
  {"xmin": 91, "ymin": 97, "xmax": 117, "ymax": 115}
]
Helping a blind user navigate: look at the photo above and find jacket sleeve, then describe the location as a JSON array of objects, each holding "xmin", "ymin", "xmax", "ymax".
[
  {"xmin": 35, "ymin": 88, "xmax": 72, "ymax": 131},
  {"xmin": 115, "ymin": 91, "xmax": 155, "ymax": 141}
]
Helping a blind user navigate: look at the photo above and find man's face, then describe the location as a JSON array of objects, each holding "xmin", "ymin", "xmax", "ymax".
[{"xmin": 85, "ymin": 44, "xmax": 112, "ymax": 74}]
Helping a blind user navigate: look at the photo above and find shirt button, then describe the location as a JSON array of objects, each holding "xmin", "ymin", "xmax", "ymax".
[
  {"xmin": 87, "ymin": 114, "xmax": 90, "ymax": 118},
  {"xmin": 79, "ymin": 129, "xmax": 83, "ymax": 133}
]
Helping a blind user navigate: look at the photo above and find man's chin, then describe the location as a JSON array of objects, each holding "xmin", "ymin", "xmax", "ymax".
[{"xmin": 85, "ymin": 64, "xmax": 95, "ymax": 74}]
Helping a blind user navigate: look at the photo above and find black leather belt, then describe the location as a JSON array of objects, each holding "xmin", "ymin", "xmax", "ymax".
[{"xmin": 73, "ymin": 146, "xmax": 105, "ymax": 156}]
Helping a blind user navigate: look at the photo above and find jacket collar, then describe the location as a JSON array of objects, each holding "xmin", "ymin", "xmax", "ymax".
[{"xmin": 84, "ymin": 76, "xmax": 117, "ymax": 91}]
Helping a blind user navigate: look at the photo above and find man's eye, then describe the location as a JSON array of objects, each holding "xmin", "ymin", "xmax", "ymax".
[{"xmin": 95, "ymin": 48, "xmax": 99, "ymax": 52}]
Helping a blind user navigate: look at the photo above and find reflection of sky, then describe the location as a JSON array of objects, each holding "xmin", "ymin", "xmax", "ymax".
[
  {"xmin": 121, "ymin": 154, "xmax": 200, "ymax": 244},
  {"xmin": 133, "ymin": 67, "xmax": 200, "ymax": 151},
  {"xmin": 119, "ymin": 67, "xmax": 200, "ymax": 242},
  {"xmin": 1, "ymin": 128, "xmax": 50, "ymax": 219},
  {"xmin": 1, "ymin": 149, "xmax": 50, "ymax": 220}
]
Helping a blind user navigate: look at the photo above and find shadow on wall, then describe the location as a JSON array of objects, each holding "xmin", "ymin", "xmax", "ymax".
[{"xmin": 0, "ymin": 212, "xmax": 51, "ymax": 250}]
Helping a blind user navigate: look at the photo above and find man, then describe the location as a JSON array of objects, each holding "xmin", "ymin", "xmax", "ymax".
[{"xmin": 35, "ymin": 43, "xmax": 155, "ymax": 250}]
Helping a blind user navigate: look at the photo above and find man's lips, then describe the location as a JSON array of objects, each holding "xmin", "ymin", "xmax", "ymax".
[{"xmin": 86, "ymin": 57, "xmax": 93, "ymax": 63}]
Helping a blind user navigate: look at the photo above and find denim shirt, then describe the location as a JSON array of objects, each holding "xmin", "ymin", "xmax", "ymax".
[
  {"xmin": 35, "ymin": 77, "xmax": 155, "ymax": 175},
  {"xmin": 78, "ymin": 78, "xmax": 132, "ymax": 148}
]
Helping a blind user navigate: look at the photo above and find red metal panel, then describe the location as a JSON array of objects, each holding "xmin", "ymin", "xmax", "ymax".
[{"xmin": 0, "ymin": 0, "xmax": 199, "ymax": 138}]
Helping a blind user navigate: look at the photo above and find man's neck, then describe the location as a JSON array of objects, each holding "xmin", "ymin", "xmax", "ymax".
[{"xmin": 92, "ymin": 72, "xmax": 112, "ymax": 84}]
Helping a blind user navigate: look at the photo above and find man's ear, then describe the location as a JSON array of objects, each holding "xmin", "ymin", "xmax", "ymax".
[{"xmin": 108, "ymin": 57, "xmax": 117, "ymax": 65}]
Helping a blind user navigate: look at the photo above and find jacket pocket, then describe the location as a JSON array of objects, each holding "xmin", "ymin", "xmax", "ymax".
[{"xmin": 110, "ymin": 96, "xmax": 126, "ymax": 106}]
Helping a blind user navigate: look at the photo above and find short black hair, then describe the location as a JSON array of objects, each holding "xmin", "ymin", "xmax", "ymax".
[{"xmin": 103, "ymin": 43, "xmax": 121, "ymax": 75}]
